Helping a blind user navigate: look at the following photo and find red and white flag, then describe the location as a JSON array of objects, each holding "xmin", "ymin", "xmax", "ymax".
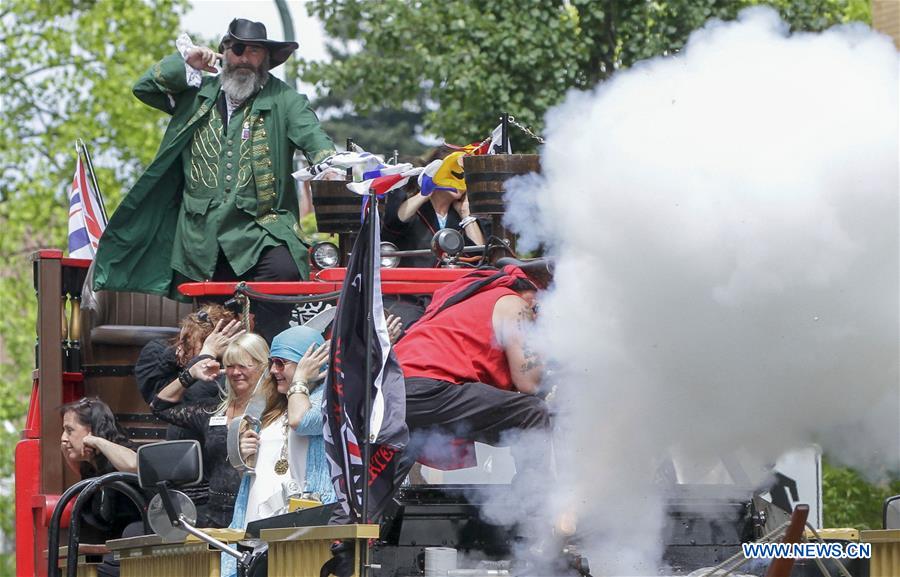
[{"xmin": 346, "ymin": 165, "xmax": 424, "ymax": 197}]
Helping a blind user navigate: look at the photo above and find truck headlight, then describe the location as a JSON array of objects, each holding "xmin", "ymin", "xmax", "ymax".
[
  {"xmin": 311, "ymin": 242, "xmax": 340, "ymax": 269},
  {"xmin": 380, "ymin": 242, "xmax": 400, "ymax": 268}
]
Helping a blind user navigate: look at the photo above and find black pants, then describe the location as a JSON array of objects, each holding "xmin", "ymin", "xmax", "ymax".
[
  {"xmin": 404, "ymin": 377, "xmax": 549, "ymax": 443},
  {"xmin": 212, "ymin": 245, "xmax": 301, "ymax": 344},
  {"xmin": 333, "ymin": 378, "xmax": 550, "ymax": 524},
  {"xmin": 376, "ymin": 378, "xmax": 551, "ymax": 518}
]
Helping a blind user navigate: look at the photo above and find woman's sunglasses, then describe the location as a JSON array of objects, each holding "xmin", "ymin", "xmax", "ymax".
[{"xmin": 268, "ymin": 357, "xmax": 296, "ymax": 371}]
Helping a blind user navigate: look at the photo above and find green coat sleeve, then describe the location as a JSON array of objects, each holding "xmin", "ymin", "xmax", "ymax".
[
  {"xmin": 286, "ymin": 94, "xmax": 335, "ymax": 164},
  {"xmin": 132, "ymin": 53, "xmax": 196, "ymax": 115}
]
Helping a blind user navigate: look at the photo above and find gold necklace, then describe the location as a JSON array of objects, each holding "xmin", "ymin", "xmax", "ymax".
[{"xmin": 273, "ymin": 415, "xmax": 289, "ymax": 475}]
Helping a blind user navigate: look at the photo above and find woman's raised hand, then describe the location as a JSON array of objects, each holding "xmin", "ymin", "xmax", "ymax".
[
  {"xmin": 200, "ymin": 319, "xmax": 245, "ymax": 358},
  {"xmin": 295, "ymin": 341, "xmax": 331, "ymax": 389},
  {"xmin": 188, "ymin": 356, "xmax": 221, "ymax": 381},
  {"xmin": 451, "ymin": 190, "xmax": 471, "ymax": 217}
]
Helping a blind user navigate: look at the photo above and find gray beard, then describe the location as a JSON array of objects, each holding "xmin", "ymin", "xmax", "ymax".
[{"xmin": 221, "ymin": 64, "xmax": 266, "ymax": 103}]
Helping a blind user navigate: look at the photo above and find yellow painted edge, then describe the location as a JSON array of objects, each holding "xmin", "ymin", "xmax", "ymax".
[
  {"xmin": 185, "ymin": 528, "xmax": 246, "ymax": 543},
  {"xmin": 261, "ymin": 524, "xmax": 380, "ymax": 542},
  {"xmin": 805, "ymin": 528, "xmax": 859, "ymax": 541}
]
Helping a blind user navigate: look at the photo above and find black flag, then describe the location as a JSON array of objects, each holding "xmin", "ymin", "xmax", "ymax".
[{"xmin": 323, "ymin": 203, "xmax": 408, "ymax": 522}]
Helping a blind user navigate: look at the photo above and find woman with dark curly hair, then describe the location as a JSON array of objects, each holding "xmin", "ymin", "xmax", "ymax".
[
  {"xmin": 60, "ymin": 397, "xmax": 137, "ymax": 477},
  {"xmin": 59, "ymin": 398, "xmax": 142, "ymax": 575},
  {"xmin": 135, "ymin": 303, "xmax": 238, "ymax": 410}
]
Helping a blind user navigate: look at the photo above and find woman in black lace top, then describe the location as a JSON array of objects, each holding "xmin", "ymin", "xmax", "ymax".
[
  {"xmin": 151, "ymin": 321, "xmax": 258, "ymax": 528},
  {"xmin": 150, "ymin": 397, "xmax": 242, "ymax": 527}
]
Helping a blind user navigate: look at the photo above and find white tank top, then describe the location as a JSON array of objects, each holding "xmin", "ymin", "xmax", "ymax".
[{"xmin": 244, "ymin": 415, "xmax": 309, "ymax": 524}]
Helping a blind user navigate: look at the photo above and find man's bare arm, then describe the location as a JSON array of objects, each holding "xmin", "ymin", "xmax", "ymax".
[{"xmin": 493, "ymin": 294, "xmax": 542, "ymax": 394}]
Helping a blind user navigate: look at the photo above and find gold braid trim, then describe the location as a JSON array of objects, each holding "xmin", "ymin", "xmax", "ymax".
[
  {"xmin": 250, "ymin": 112, "xmax": 276, "ymax": 221},
  {"xmin": 311, "ymin": 149, "xmax": 335, "ymax": 164}
]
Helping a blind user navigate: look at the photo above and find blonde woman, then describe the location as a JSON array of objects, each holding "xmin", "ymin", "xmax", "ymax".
[{"xmin": 150, "ymin": 323, "xmax": 263, "ymax": 528}]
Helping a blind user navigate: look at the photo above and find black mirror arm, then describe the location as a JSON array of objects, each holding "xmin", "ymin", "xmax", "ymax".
[{"xmin": 155, "ymin": 481, "xmax": 182, "ymax": 527}]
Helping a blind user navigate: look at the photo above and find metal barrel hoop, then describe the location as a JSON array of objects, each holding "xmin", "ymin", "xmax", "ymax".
[{"xmin": 463, "ymin": 154, "xmax": 541, "ymax": 216}]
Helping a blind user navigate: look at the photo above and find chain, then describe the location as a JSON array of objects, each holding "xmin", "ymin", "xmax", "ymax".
[{"xmin": 507, "ymin": 115, "xmax": 545, "ymax": 144}]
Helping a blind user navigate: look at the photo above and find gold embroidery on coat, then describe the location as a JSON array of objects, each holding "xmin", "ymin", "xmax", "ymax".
[{"xmin": 189, "ymin": 112, "xmax": 223, "ymax": 189}]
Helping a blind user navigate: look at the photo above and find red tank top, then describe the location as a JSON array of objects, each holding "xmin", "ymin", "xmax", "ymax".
[{"xmin": 395, "ymin": 286, "xmax": 518, "ymax": 390}]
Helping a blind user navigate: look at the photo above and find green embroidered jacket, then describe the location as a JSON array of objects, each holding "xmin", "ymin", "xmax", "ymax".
[{"xmin": 94, "ymin": 53, "xmax": 335, "ymax": 299}]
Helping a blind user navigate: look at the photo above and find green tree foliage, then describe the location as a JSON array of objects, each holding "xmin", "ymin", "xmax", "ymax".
[
  {"xmin": 823, "ymin": 457, "xmax": 900, "ymax": 530},
  {"xmin": 308, "ymin": 91, "xmax": 429, "ymax": 157},
  {"xmin": 0, "ymin": 0, "xmax": 188, "ymax": 568},
  {"xmin": 302, "ymin": 0, "xmax": 869, "ymax": 148}
]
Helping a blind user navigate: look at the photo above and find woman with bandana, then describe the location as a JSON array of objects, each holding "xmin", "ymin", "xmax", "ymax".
[{"xmin": 230, "ymin": 325, "xmax": 335, "ymax": 529}]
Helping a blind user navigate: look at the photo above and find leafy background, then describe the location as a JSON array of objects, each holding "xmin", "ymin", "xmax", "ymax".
[{"xmin": 0, "ymin": 0, "xmax": 893, "ymax": 574}]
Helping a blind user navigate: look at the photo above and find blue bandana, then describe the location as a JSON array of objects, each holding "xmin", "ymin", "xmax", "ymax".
[{"xmin": 269, "ymin": 326, "xmax": 325, "ymax": 363}]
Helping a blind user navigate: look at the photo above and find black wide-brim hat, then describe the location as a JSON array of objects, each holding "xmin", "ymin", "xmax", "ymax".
[{"xmin": 218, "ymin": 18, "xmax": 298, "ymax": 69}]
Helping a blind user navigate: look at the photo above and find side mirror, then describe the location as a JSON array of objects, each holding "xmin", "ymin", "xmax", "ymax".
[
  {"xmin": 137, "ymin": 441, "xmax": 202, "ymax": 542},
  {"xmin": 135, "ymin": 441, "xmax": 250, "ymax": 565},
  {"xmin": 137, "ymin": 440, "xmax": 203, "ymax": 489},
  {"xmin": 884, "ymin": 494, "xmax": 900, "ymax": 529}
]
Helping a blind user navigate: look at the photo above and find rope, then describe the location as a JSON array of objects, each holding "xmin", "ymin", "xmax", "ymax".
[
  {"xmin": 229, "ymin": 283, "xmax": 340, "ymax": 332},
  {"xmin": 240, "ymin": 294, "xmax": 251, "ymax": 334}
]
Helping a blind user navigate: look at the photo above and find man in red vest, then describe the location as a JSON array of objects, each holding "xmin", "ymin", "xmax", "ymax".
[{"xmin": 393, "ymin": 265, "xmax": 550, "ymax": 474}]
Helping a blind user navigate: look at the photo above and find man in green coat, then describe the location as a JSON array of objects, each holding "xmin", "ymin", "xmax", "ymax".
[{"xmin": 94, "ymin": 18, "xmax": 336, "ymax": 342}]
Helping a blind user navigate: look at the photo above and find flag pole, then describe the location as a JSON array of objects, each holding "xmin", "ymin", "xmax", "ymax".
[
  {"xmin": 77, "ymin": 139, "xmax": 109, "ymax": 226},
  {"xmin": 360, "ymin": 189, "xmax": 377, "ymax": 576}
]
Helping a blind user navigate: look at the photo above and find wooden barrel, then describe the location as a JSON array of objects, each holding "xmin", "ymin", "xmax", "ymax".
[
  {"xmin": 310, "ymin": 180, "xmax": 386, "ymax": 234},
  {"xmin": 463, "ymin": 154, "xmax": 540, "ymax": 216},
  {"xmin": 310, "ymin": 180, "xmax": 360, "ymax": 234}
]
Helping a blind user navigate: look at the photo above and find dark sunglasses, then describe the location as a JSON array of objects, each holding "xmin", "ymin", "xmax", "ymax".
[{"xmin": 268, "ymin": 357, "xmax": 296, "ymax": 370}]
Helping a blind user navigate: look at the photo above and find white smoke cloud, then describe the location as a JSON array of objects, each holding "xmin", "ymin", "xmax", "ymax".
[{"xmin": 504, "ymin": 7, "xmax": 899, "ymax": 574}]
